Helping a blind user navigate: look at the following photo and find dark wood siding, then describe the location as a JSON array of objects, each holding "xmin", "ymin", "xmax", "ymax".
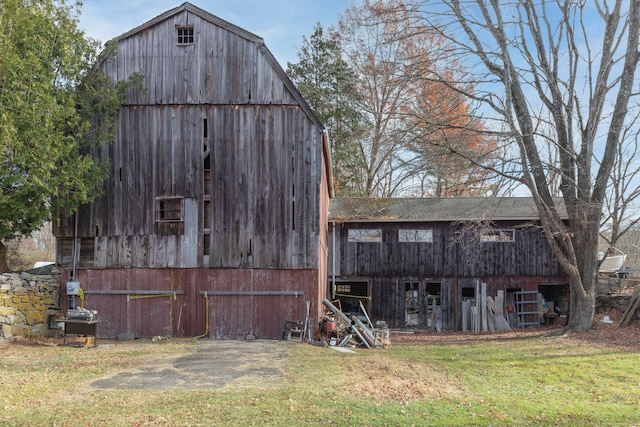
[
  {"xmin": 332, "ymin": 221, "xmax": 568, "ymax": 329},
  {"xmin": 55, "ymin": 8, "xmax": 324, "ymax": 271},
  {"xmin": 57, "ymin": 105, "xmax": 322, "ymax": 270},
  {"xmin": 208, "ymin": 105, "xmax": 321, "ymax": 269},
  {"xmin": 334, "ymin": 221, "xmax": 565, "ymax": 278}
]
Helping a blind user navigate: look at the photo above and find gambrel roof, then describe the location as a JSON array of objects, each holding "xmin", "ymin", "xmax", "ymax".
[
  {"xmin": 110, "ymin": 2, "xmax": 323, "ymax": 130},
  {"xmin": 103, "ymin": 2, "xmax": 333, "ymax": 195},
  {"xmin": 329, "ymin": 197, "xmax": 568, "ymax": 222}
]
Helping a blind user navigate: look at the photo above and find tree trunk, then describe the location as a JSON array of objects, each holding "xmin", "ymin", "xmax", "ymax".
[
  {"xmin": 0, "ymin": 241, "xmax": 9, "ymax": 274},
  {"xmin": 565, "ymin": 279, "xmax": 596, "ymax": 332},
  {"xmin": 565, "ymin": 216, "xmax": 600, "ymax": 332}
]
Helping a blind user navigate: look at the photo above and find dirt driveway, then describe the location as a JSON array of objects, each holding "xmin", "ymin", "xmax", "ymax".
[{"xmin": 90, "ymin": 339, "xmax": 292, "ymax": 390}]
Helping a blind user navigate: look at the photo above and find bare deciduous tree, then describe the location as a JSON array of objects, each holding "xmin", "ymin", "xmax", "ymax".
[
  {"xmin": 333, "ymin": 0, "xmax": 496, "ymax": 197},
  {"xmin": 602, "ymin": 120, "xmax": 640, "ymax": 249},
  {"xmin": 335, "ymin": 0, "xmax": 430, "ymax": 196},
  {"xmin": 418, "ymin": 0, "xmax": 640, "ymax": 332}
]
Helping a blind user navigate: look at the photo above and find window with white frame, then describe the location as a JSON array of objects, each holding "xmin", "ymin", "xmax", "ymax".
[
  {"xmin": 399, "ymin": 229, "xmax": 433, "ymax": 243},
  {"xmin": 348, "ymin": 229, "xmax": 382, "ymax": 242},
  {"xmin": 480, "ymin": 229, "xmax": 515, "ymax": 242}
]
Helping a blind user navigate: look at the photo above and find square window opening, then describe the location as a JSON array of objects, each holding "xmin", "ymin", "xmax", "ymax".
[
  {"xmin": 462, "ymin": 287, "xmax": 475, "ymax": 298},
  {"xmin": 177, "ymin": 26, "xmax": 194, "ymax": 45},
  {"xmin": 156, "ymin": 197, "xmax": 184, "ymax": 222}
]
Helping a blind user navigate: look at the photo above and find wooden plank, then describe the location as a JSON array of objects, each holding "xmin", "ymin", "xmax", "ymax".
[
  {"xmin": 461, "ymin": 299, "xmax": 468, "ymax": 332},
  {"xmin": 494, "ymin": 290, "xmax": 511, "ymax": 332},
  {"xmin": 481, "ymin": 281, "xmax": 487, "ymax": 332},
  {"xmin": 619, "ymin": 286, "xmax": 640, "ymax": 327},
  {"xmin": 486, "ymin": 296, "xmax": 495, "ymax": 333}
]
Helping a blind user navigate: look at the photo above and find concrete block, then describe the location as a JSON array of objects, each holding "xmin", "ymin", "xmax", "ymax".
[
  {"xmin": 30, "ymin": 324, "xmax": 48, "ymax": 335},
  {"xmin": 118, "ymin": 332, "xmax": 136, "ymax": 341}
]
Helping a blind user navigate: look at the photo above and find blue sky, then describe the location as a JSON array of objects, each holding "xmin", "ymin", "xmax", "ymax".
[{"xmin": 78, "ymin": 0, "xmax": 352, "ymax": 67}]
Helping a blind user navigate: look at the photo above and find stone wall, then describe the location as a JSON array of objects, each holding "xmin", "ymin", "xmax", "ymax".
[
  {"xmin": 597, "ymin": 294, "xmax": 638, "ymax": 318},
  {"xmin": 596, "ymin": 277, "xmax": 640, "ymax": 321},
  {"xmin": 0, "ymin": 270, "xmax": 61, "ymax": 338}
]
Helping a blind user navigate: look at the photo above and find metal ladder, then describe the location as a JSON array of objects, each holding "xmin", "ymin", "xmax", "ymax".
[{"xmin": 513, "ymin": 291, "xmax": 540, "ymax": 327}]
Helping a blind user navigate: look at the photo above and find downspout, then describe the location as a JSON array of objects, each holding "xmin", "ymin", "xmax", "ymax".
[
  {"xmin": 66, "ymin": 210, "xmax": 80, "ymax": 310},
  {"xmin": 72, "ymin": 210, "xmax": 79, "ymax": 280},
  {"xmin": 332, "ymin": 221, "xmax": 336, "ymax": 300}
]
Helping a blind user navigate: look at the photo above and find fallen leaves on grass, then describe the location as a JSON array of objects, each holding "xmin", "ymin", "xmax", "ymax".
[
  {"xmin": 390, "ymin": 308, "xmax": 640, "ymax": 353},
  {"xmin": 334, "ymin": 356, "xmax": 465, "ymax": 402}
]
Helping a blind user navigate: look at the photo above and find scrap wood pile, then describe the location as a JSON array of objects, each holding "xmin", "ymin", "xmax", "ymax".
[
  {"xmin": 619, "ymin": 286, "xmax": 640, "ymax": 327},
  {"xmin": 462, "ymin": 284, "xmax": 512, "ymax": 333},
  {"xmin": 319, "ymin": 299, "xmax": 387, "ymax": 348}
]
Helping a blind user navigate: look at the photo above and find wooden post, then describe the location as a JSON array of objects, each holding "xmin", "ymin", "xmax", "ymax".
[
  {"xmin": 475, "ymin": 280, "xmax": 480, "ymax": 333},
  {"xmin": 453, "ymin": 267, "xmax": 459, "ymax": 331},
  {"xmin": 462, "ymin": 299, "xmax": 468, "ymax": 332},
  {"xmin": 481, "ymin": 282, "xmax": 487, "ymax": 332}
]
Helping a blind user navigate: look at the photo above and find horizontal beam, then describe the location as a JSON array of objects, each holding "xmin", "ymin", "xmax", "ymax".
[
  {"xmin": 199, "ymin": 290, "xmax": 304, "ymax": 296},
  {"xmin": 82, "ymin": 290, "xmax": 185, "ymax": 295}
]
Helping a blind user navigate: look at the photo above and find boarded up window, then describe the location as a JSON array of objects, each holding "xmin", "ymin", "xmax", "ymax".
[
  {"xmin": 399, "ymin": 229, "xmax": 433, "ymax": 243},
  {"xmin": 79, "ymin": 238, "xmax": 95, "ymax": 267},
  {"xmin": 348, "ymin": 229, "xmax": 381, "ymax": 243},
  {"xmin": 176, "ymin": 26, "xmax": 194, "ymax": 45},
  {"xmin": 156, "ymin": 197, "xmax": 184, "ymax": 222},
  {"xmin": 55, "ymin": 238, "xmax": 94, "ymax": 267},
  {"xmin": 56, "ymin": 238, "xmax": 74, "ymax": 266}
]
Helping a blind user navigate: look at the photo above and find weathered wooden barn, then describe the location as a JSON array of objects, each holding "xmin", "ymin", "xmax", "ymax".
[
  {"xmin": 54, "ymin": 3, "xmax": 333, "ymax": 339},
  {"xmin": 328, "ymin": 197, "xmax": 570, "ymax": 331}
]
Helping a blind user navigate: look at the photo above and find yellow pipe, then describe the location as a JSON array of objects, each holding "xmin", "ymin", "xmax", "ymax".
[
  {"xmin": 128, "ymin": 293, "xmax": 177, "ymax": 301},
  {"xmin": 194, "ymin": 293, "xmax": 209, "ymax": 339},
  {"xmin": 334, "ymin": 293, "xmax": 371, "ymax": 300},
  {"xmin": 78, "ymin": 288, "xmax": 85, "ymax": 308}
]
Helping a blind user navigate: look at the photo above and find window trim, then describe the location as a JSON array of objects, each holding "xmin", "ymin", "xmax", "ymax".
[
  {"xmin": 480, "ymin": 228, "xmax": 515, "ymax": 242},
  {"xmin": 399, "ymin": 229, "xmax": 433, "ymax": 243},
  {"xmin": 348, "ymin": 229, "xmax": 382, "ymax": 243},
  {"xmin": 156, "ymin": 197, "xmax": 184, "ymax": 223},
  {"xmin": 176, "ymin": 26, "xmax": 194, "ymax": 45}
]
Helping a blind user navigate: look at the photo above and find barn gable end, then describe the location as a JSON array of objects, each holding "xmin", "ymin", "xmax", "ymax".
[{"xmin": 54, "ymin": 3, "xmax": 331, "ymax": 339}]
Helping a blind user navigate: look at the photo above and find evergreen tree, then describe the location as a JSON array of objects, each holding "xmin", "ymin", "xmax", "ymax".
[
  {"xmin": 0, "ymin": 0, "xmax": 134, "ymax": 271},
  {"xmin": 287, "ymin": 23, "xmax": 368, "ymax": 196}
]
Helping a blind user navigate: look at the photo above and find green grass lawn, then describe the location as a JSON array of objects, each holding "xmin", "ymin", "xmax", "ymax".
[{"xmin": 1, "ymin": 334, "xmax": 639, "ymax": 426}]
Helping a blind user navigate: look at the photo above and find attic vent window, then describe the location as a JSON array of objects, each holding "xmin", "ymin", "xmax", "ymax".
[
  {"xmin": 177, "ymin": 26, "xmax": 194, "ymax": 45},
  {"xmin": 156, "ymin": 197, "xmax": 184, "ymax": 222}
]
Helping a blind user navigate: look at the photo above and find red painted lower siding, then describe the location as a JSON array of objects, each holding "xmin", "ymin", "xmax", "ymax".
[{"xmin": 61, "ymin": 268, "xmax": 321, "ymax": 339}]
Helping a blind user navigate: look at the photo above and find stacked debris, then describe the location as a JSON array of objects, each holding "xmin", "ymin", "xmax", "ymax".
[
  {"xmin": 66, "ymin": 308, "xmax": 97, "ymax": 321},
  {"xmin": 619, "ymin": 286, "xmax": 640, "ymax": 327},
  {"xmin": 320, "ymin": 299, "xmax": 387, "ymax": 348}
]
